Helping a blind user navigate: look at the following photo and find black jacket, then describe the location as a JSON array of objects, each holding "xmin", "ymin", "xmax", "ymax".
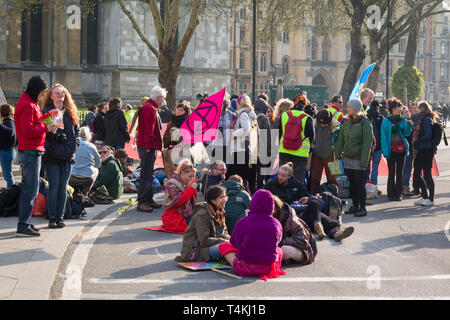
[
  {"xmin": 0, "ymin": 117, "xmax": 17, "ymax": 151},
  {"xmin": 93, "ymin": 111, "xmax": 107, "ymax": 141},
  {"xmin": 42, "ymin": 105, "xmax": 79, "ymax": 164},
  {"xmin": 367, "ymin": 107, "xmax": 384, "ymax": 151},
  {"xmin": 104, "ymin": 108, "xmax": 130, "ymax": 148},
  {"xmin": 264, "ymin": 176, "xmax": 310, "ymax": 205}
]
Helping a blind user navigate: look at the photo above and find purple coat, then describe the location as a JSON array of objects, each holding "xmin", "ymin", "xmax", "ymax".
[{"xmin": 230, "ymin": 189, "xmax": 282, "ymax": 264}]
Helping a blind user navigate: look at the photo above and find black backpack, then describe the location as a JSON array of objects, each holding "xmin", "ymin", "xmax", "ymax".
[
  {"xmin": 313, "ymin": 182, "xmax": 339, "ymax": 197},
  {"xmin": 0, "ymin": 184, "xmax": 22, "ymax": 217},
  {"xmin": 320, "ymin": 191, "xmax": 345, "ymax": 220},
  {"xmin": 431, "ymin": 121, "xmax": 448, "ymax": 152}
]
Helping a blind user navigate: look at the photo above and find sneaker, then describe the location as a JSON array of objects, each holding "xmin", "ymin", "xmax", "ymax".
[
  {"xmin": 345, "ymin": 206, "xmax": 359, "ymax": 215},
  {"xmin": 402, "ymin": 186, "xmax": 415, "ymax": 197},
  {"xmin": 49, "ymin": 219, "xmax": 58, "ymax": 229},
  {"xmin": 354, "ymin": 208, "xmax": 367, "ymax": 217},
  {"xmin": 148, "ymin": 202, "xmax": 162, "ymax": 209},
  {"xmin": 314, "ymin": 223, "xmax": 326, "ymax": 240},
  {"xmin": 414, "ymin": 198, "xmax": 425, "ymax": 206},
  {"xmin": 30, "ymin": 224, "xmax": 40, "ymax": 232},
  {"xmin": 334, "ymin": 226, "xmax": 355, "ymax": 242},
  {"xmin": 56, "ymin": 219, "xmax": 66, "ymax": 228},
  {"xmin": 422, "ymin": 199, "xmax": 434, "ymax": 207},
  {"xmin": 16, "ymin": 228, "xmax": 40, "ymax": 237}
]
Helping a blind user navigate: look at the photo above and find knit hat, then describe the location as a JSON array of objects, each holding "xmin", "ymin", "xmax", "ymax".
[
  {"xmin": 293, "ymin": 92, "xmax": 309, "ymax": 107},
  {"xmin": 347, "ymin": 99, "xmax": 363, "ymax": 113},
  {"xmin": 24, "ymin": 75, "xmax": 48, "ymax": 102}
]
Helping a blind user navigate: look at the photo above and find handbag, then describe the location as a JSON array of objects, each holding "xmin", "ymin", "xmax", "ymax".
[{"xmin": 328, "ymin": 153, "xmax": 344, "ymax": 176}]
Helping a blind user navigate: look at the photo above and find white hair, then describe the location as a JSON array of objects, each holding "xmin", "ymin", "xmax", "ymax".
[
  {"xmin": 150, "ymin": 86, "xmax": 168, "ymax": 101},
  {"xmin": 79, "ymin": 126, "xmax": 92, "ymax": 141}
]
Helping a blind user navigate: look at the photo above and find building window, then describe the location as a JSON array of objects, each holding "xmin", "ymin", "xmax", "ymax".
[
  {"xmin": 399, "ymin": 39, "xmax": 406, "ymax": 53},
  {"xmin": 282, "ymin": 57, "xmax": 289, "ymax": 75},
  {"xmin": 311, "ymin": 36, "xmax": 317, "ymax": 60},
  {"xmin": 432, "ymin": 41, "xmax": 436, "ymax": 56},
  {"xmin": 441, "ymin": 41, "xmax": 448, "ymax": 57},
  {"xmin": 240, "ymin": 8, "xmax": 246, "ymax": 20},
  {"xmin": 21, "ymin": 4, "xmax": 43, "ymax": 63},
  {"xmin": 282, "ymin": 32, "xmax": 289, "ymax": 44},
  {"xmin": 389, "ymin": 60, "xmax": 393, "ymax": 77},
  {"xmin": 322, "ymin": 41, "xmax": 329, "ymax": 62},
  {"xmin": 441, "ymin": 62, "xmax": 446, "ymax": 80},
  {"xmin": 432, "ymin": 62, "xmax": 436, "ymax": 81},
  {"xmin": 239, "ymin": 52, "xmax": 245, "ymax": 69},
  {"xmin": 345, "ymin": 43, "xmax": 351, "ymax": 61},
  {"xmin": 81, "ymin": 3, "xmax": 99, "ymax": 66},
  {"xmin": 260, "ymin": 52, "xmax": 266, "ymax": 72},
  {"xmin": 399, "ymin": 60, "xmax": 404, "ymax": 67},
  {"xmin": 240, "ymin": 25, "xmax": 245, "ymax": 43}
]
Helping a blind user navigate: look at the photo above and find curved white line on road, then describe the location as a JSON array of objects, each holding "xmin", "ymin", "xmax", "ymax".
[{"xmin": 61, "ymin": 212, "xmax": 120, "ymax": 299}]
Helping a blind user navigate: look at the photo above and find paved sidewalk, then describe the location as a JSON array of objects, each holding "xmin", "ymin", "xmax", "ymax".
[{"xmin": 0, "ymin": 193, "xmax": 138, "ymax": 300}]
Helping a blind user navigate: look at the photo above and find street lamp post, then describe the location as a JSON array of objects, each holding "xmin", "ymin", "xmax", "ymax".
[
  {"xmin": 252, "ymin": 0, "xmax": 256, "ymax": 102},
  {"xmin": 386, "ymin": 0, "xmax": 391, "ymax": 99}
]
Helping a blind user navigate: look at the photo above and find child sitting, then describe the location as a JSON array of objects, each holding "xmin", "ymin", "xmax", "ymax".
[{"xmin": 221, "ymin": 175, "xmax": 251, "ymax": 234}]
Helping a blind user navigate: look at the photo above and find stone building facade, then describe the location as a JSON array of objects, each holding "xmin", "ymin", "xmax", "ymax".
[{"xmin": 0, "ymin": 0, "xmax": 232, "ymax": 107}]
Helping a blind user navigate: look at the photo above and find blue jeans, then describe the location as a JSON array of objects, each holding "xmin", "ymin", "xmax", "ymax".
[
  {"xmin": 0, "ymin": 149, "xmax": 15, "ymax": 188},
  {"xmin": 370, "ymin": 150, "xmax": 382, "ymax": 185},
  {"xmin": 402, "ymin": 152, "xmax": 413, "ymax": 187},
  {"xmin": 17, "ymin": 151, "xmax": 41, "ymax": 231},
  {"xmin": 44, "ymin": 161, "xmax": 72, "ymax": 220},
  {"xmin": 208, "ymin": 244, "xmax": 223, "ymax": 261}
]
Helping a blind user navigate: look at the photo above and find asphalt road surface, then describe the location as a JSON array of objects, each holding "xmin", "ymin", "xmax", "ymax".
[{"xmin": 52, "ymin": 144, "xmax": 450, "ymax": 300}]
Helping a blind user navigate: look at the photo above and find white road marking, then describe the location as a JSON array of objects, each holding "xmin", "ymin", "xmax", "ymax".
[
  {"xmin": 154, "ymin": 248, "xmax": 164, "ymax": 259},
  {"xmin": 61, "ymin": 211, "xmax": 120, "ymax": 299},
  {"xmin": 78, "ymin": 293, "xmax": 450, "ymax": 300},
  {"xmin": 88, "ymin": 274, "xmax": 450, "ymax": 285},
  {"xmin": 128, "ymin": 247, "xmax": 143, "ymax": 257}
]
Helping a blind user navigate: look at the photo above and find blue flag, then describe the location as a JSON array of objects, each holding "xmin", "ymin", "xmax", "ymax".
[{"xmin": 349, "ymin": 62, "xmax": 377, "ymax": 100}]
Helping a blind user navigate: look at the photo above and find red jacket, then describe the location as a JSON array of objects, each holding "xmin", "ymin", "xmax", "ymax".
[
  {"xmin": 136, "ymin": 98, "xmax": 162, "ymax": 151},
  {"xmin": 14, "ymin": 92, "xmax": 51, "ymax": 152}
]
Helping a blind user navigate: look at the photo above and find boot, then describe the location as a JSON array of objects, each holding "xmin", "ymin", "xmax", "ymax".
[
  {"xmin": 314, "ymin": 223, "xmax": 326, "ymax": 240},
  {"xmin": 137, "ymin": 203, "xmax": 154, "ymax": 212},
  {"xmin": 334, "ymin": 227, "xmax": 355, "ymax": 242},
  {"xmin": 402, "ymin": 185, "xmax": 415, "ymax": 197}
]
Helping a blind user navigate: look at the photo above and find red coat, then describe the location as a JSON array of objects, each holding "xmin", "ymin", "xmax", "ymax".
[
  {"xmin": 14, "ymin": 92, "xmax": 51, "ymax": 152},
  {"xmin": 136, "ymin": 98, "xmax": 162, "ymax": 151}
]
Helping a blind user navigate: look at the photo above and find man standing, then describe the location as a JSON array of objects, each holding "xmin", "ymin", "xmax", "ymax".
[
  {"xmin": 136, "ymin": 86, "xmax": 165, "ymax": 212},
  {"xmin": 278, "ymin": 93, "xmax": 315, "ymax": 185},
  {"xmin": 14, "ymin": 76, "xmax": 58, "ymax": 236},
  {"xmin": 360, "ymin": 88, "xmax": 375, "ymax": 115},
  {"xmin": 327, "ymin": 95, "xmax": 344, "ymax": 124}
]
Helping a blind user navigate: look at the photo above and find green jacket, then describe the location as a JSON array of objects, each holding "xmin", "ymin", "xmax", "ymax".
[
  {"xmin": 335, "ymin": 115, "xmax": 373, "ymax": 169},
  {"xmin": 221, "ymin": 180, "xmax": 251, "ymax": 234},
  {"xmin": 92, "ymin": 156, "xmax": 123, "ymax": 199}
]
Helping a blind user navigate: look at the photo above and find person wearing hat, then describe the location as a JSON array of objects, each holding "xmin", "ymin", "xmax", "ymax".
[
  {"xmin": 14, "ymin": 75, "xmax": 59, "ymax": 236},
  {"xmin": 309, "ymin": 108, "xmax": 341, "ymax": 193},
  {"xmin": 335, "ymin": 99, "xmax": 373, "ymax": 217},
  {"xmin": 123, "ymin": 104, "xmax": 135, "ymax": 123}
]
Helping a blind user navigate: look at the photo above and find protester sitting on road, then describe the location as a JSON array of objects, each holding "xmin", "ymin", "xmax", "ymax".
[
  {"xmin": 265, "ymin": 162, "xmax": 354, "ymax": 241},
  {"xmin": 154, "ymin": 159, "xmax": 198, "ymax": 233},
  {"xmin": 14, "ymin": 75, "xmax": 58, "ymax": 237},
  {"xmin": 91, "ymin": 146, "xmax": 123, "ymax": 200},
  {"xmin": 217, "ymin": 189, "xmax": 286, "ymax": 281},
  {"xmin": 69, "ymin": 126, "xmax": 101, "ymax": 196},
  {"xmin": 113, "ymin": 148, "xmax": 131, "ymax": 178},
  {"xmin": 201, "ymin": 160, "xmax": 227, "ymax": 195},
  {"xmin": 272, "ymin": 195, "xmax": 317, "ymax": 264},
  {"xmin": 221, "ymin": 175, "xmax": 251, "ymax": 235},
  {"xmin": 175, "ymin": 185, "xmax": 229, "ymax": 262},
  {"xmin": 335, "ymin": 99, "xmax": 373, "ymax": 217},
  {"xmin": 104, "ymin": 97, "xmax": 130, "ymax": 151},
  {"xmin": 380, "ymin": 98, "xmax": 412, "ymax": 201},
  {"xmin": 162, "ymin": 100, "xmax": 192, "ymax": 178},
  {"xmin": 0, "ymin": 104, "xmax": 17, "ymax": 188},
  {"xmin": 273, "ymin": 98, "xmax": 294, "ymax": 129},
  {"xmin": 41, "ymin": 84, "xmax": 80, "ymax": 229}
]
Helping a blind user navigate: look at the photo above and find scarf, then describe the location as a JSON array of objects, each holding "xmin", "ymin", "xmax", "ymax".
[
  {"xmin": 164, "ymin": 173, "xmax": 195, "ymax": 218},
  {"xmin": 171, "ymin": 114, "xmax": 188, "ymax": 128},
  {"xmin": 209, "ymin": 204, "xmax": 225, "ymax": 228},
  {"xmin": 388, "ymin": 115, "xmax": 403, "ymax": 134}
]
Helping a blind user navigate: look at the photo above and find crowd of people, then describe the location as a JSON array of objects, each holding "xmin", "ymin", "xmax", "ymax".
[{"xmin": 0, "ymin": 74, "xmax": 446, "ymax": 280}]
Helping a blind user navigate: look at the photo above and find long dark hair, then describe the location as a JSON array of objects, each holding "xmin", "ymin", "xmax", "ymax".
[{"xmin": 205, "ymin": 185, "xmax": 226, "ymax": 206}]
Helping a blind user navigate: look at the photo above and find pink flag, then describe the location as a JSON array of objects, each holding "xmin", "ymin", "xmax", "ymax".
[{"xmin": 181, "ymin": 88, "xmax": 226, "ymax": 145}]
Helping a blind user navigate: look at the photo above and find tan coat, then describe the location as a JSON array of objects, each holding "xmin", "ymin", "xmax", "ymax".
[{"xmin": 175, "ymin": 202, "xmax": 230, "ymax": 262}]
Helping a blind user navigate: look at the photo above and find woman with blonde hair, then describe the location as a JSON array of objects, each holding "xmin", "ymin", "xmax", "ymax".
[
  {"xmin": 147, "ymin": 159, "xmax": 198, "ymax": 234},
  {"xmin": 274, "ymin": 98, "xmax": 294, "ymax": 129},
  {"xmin": 41, "ymin": 84, "xmax": 79, "ymax": 229}
]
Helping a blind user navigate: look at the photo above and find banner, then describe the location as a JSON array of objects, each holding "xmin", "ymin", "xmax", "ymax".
[
  {"xmin": 349, "ymin": 62, "xmax": 377, "ymax": 100},
  {"xmin": 181, "ymin": 88, "xmax": 226, "ymax": 145}
]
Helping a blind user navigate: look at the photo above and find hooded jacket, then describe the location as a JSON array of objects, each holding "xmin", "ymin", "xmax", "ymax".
[
  {"xmin": 104, "ymin": 108, "xmax": 130, "ymax": 147},
  {"xmin": 367, "ymin": 107, "xmax": 384, "ymax": 151},
  {"xmin": 380, "ymin": 115, "xmax": 412, "ymax": 159},
  {"xmin": 0, "ymin": 116, "xmax": 16, "ymax": 151},
  {"xmin": 254, "ymin": 98, "xmax": 269, "ymax": 115},
  {"xmin": 222, "ymin": 180, "xmax": 251, "ymax": 234},
  {"xmin": 137, "ymin": 98, "xmax": 162, "ymax": 151},
  {"xmin": 230, "ymin": 189, "xmax": 282, "ymax": 264},
  {"xmin": 93, "ymin": 110, "xmax": 107, "ymax": 141},
  {"xmin": 311, "ymin": 118, "xmax": 340, "ymax": 159},
  {"xmin": 92, "ymin": 156, "xmax": 123, "ymax": 200}
]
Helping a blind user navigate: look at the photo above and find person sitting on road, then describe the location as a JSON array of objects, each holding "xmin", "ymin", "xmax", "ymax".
[
  {"xmin": 221, "ymin": 175, "xmax": 251, "ymax": 235},
  {"xmin": 175, "ymin": 185, "xmax": 229, "ymax": 262},
  {"xmin": 272, "ymin": 195, "xmax": 317, "ymax": 265},
  {"xmin": 69, "ymin": 126, "xmax": 102, "ymax": 195},
  {"xmin": 217, "ymin": 189, "xmax": 286, "ymax": 281},
  {"xmin": 265, "ymin": 162, "xmax": 354, "ymax": 242},
  {"xmin": 113, "ymin": 148, "xmax": 132, "ymax": 178},
  {"xmin": 151, "ymin": 159, "xmax": 198, "ymax": 233},
  {"xmin": 201, "ymin": 160, "xmax": 227, "ymax": 195},
  {"xmin": 91, "ymin": 146, "xmax": 123, "ymax": 200}
]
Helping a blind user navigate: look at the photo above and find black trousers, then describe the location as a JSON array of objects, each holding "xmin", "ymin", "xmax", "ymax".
[
  {"xmin": 137, "ymin": 146, "xmax": 156, "ymax": 205},
  {"xmin": 413, "ymin": 149, "xmax": 435, "ymax": 201},
  {"xmin": 227, "ymin": 146, "xmax": 257, "ymax": 195},
  {"xmin": 387, "ymin": 152, "xmax": 405, "ymax": 199},
  {"xmin": 345, "ymin": 168, "xmax": 367, "ymax": 210},
  {"xmin": 299, "ymin": 199, "xmax": 340, "ymax": 238}
]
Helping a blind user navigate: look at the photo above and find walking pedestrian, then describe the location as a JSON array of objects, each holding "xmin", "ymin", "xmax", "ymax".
[
  {"xmin": 360, "ymin": 88, "xmax": 375, "ymax": 115},
  {"xmin": 327, "ymin": 96, "xmax": 345, "ymax": 124},
  {"xmin": 380, "ymin": 98, "xmax": 412, "ymax": 201},
  {"xmin": 104, "ymin": 97, "xmax": 130, "ymax": 151},
  {"xmin": 255, "ymin": 98, "xmax": 275, "ymax": 189},
  {"xmin": 123, "ymin": 104, "xmax": 135, "ymax": 123},
  {"xmin": 14, "ymin": 75, "xmax": 58, "ymax": 237},
  {"xmin": 211, "ymin": 98, "xmax": 236, "ymax": 165},
  {"xmin": 82, "ymin": 104, "xmax": 97, "ymax": 127},
  {"xmin": 335, "ymin": 99, "xmax": 373, "ymax": 217},
  {"xmin": 136, "ymin": 86, "xmax": 165, "ymax": 212},
  {"xmin": 278, "ymin": 93, "xmax": 314, "ymax": 185},
  {"xmin": 412, "ymin": 101, "xmax": 438, "ymax": 207},
  {"xmin": 0, "ymin": 104, "xmax": 17, "ymax": 188},
  {"xmin": 41, "ymin": 84, "xmax": 80, "ymax": 229},
  {"xmin": 401, "ymin": 105, "xmax": 416, "ymax": 196},
  {"xmin": 273, "ymin": 98, "xmax": 293, "ymax": 129},
  {"xmin": 92, "ymin": 102, "xmax": 108, "ymax": 150},
  {"xmin": 367, "ymin": 100, "xmax": 384, "ymax": 193}
]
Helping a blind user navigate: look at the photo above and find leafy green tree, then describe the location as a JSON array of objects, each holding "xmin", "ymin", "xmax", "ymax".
[{"xmin": 391, "ymin": 65, "xmax": 424, "ymax": 103}]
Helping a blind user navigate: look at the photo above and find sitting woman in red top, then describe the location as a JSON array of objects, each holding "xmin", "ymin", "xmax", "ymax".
[{"xmin": 148, "ymin": 159, "xmax": 198, "ymax": 234}]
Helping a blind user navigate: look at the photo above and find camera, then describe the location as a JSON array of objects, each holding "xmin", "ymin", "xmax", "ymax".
[{"xmin": 54, "ymin": 130, "xmax": 67, "ymax": 143}]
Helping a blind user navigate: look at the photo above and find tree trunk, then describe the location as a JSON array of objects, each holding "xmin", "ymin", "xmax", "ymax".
[
  {"xmin": 366, "ymin": 38, "xmax": 382, "ymax": 92},
  {"xmin": 339, "ymin": 3, "xmax": 366, "ymax": 101},
  {"xmin": 404, "ymin": 15, "xmax": 420, "ymax": 67},
  {"xmin": 158, "ymin": 50, "xmax": 179, "ymax": 109}
]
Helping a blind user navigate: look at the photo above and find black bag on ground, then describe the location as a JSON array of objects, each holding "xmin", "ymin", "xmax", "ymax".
[
  {"xmin": 320, "ymin": 191, "xmax": 345, "ymax": 220},
  {"xmin": 89, "ymin": 185, "xmax": 114, "ymax": 204},
  {"xmin": 313, "ymin": 182, "xmax": 339, "ymax": 197},
  {"xmin": 64, "ymin": 192, "xmax": 86, "ymax": 219},
  {"xmin": 0, "ymin": 184, "xmax": 22, "ymax": 217},
  {"xmin": 73, "ymin": 192, "xmax": 95, "ymax": 209}
]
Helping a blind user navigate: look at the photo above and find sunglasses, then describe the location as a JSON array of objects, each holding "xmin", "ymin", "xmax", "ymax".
[{"xmin": 100, "ymin": 150, "xmax": 110, "ymax": 155}]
